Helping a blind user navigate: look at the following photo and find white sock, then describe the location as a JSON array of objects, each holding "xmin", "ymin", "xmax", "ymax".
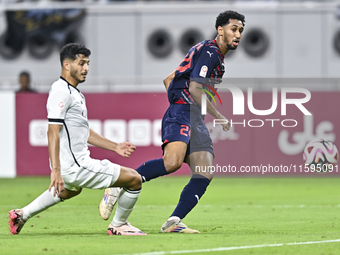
[
  {"xmin": 168, "ymin": 216, "xmax": 181, "ymax": 222},
  {"xmin": 111, "ymin": 188, "xmax": 140, "ymax": 226},
  {"xmin": 22, "ymin": 187, "xmax": 61, "ymax": 221}
]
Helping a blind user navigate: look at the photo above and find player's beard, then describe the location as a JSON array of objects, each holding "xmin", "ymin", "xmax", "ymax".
[
  {"xmin": 227, "ymin": 43, "xmax": 237, "ymax": 51},
  {"xmin": 71, "ymin": 69, "xmax": 86, "ymax": 84},
  {"xmin": 224, "ymin": 33, "xmax": 238, "ymax": 51},
  {"xmin": 227, "ymin": 40, "xmax": 238, "ymax": 50}
]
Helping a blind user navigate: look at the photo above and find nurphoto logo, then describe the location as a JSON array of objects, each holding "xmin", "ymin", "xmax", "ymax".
[{"xmin": 200, "ymin": 84, "xmax": 311, "ymax": 128}]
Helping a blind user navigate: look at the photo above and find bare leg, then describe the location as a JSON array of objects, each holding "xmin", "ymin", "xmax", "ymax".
[
  {"xmin": 186, "ymin": 151, "xmax": 214, "ymax": 180},
  {"xmin": 163, "ymin": 141, "xmax": 188, "ymax": 173},
  {"xmin": 111, "ymin": 166, "xmax": 142, "ymax": 190},
  {"xmin": 135, "ymin": 141, "xmax": 188, "ymax": 182}
]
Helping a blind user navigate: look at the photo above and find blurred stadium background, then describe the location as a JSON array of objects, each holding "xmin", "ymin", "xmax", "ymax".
[{"xmin": 1, "ymin": 0, "xmax": 340, "ymax": 178}]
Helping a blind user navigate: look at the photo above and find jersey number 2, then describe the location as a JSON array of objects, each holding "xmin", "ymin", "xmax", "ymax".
[{"xmin": 180, "ymin": 125, "xmax": 191, "ymax": 137}]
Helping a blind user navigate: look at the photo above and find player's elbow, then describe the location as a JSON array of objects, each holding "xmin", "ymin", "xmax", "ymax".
[
  {"xmin": 189, "ymin": 88, "xmax": 202, "ymax": 102},
  {"xmin": 189, "ymin": 82, "xmax": 202, "ymax": 93}
]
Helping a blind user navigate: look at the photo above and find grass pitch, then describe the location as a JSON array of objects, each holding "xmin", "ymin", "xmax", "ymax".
[{"xmin": 0, "ymin": 176, "xmax": 339, "ymax": 255}]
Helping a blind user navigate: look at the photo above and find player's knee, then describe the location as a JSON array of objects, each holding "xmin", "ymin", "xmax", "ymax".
[
  {"xmin": 72, "ymin": 188, "xmax": 83, "ymax": 198},
  {"xmin": 164, "ymin": 158, "xmax": 183, "ymax": 173},
  {"xmin": 206, "ymin": 172, "xmax": 214, "ymax": 181},
  {"xmin": 126, "ymin": 172, "xmax": 142, "ymax": 190},
  {"xmin": 59, "ymin": 188, "xmax": 82, "ymax": 200},
  {"xmin": 194, "ymin": 171, "xmax": 214, "ymax": 181}
]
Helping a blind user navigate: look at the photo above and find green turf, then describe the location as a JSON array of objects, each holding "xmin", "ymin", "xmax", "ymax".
[{"xmin": 0, "ymin": 176, "xmax": 339, "ymax": 255}]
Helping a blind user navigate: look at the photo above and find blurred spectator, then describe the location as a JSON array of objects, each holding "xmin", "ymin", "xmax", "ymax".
[{"xmin": 16, "ymin": 71, "xmax": 37, "ymax": 93}]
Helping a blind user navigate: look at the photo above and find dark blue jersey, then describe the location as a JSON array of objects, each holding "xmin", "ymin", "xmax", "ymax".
[{"xmin": 167, "ymin": 39, "xmax": 225, "ymax": 105}]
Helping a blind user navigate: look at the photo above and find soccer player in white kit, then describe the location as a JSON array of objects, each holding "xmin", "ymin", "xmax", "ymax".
[{"xmin": 8, "ymin": 43, "xmax": 146, "ymax": 236}]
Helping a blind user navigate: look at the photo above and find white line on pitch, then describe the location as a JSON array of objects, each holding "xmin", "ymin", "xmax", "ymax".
[
  {"xmin": 139, "ymin": 204, "xmax": 340, "ymax": 208},
  {"xmin": 120, "ymin": 239, "xmax": 340, "ymax": 255}
]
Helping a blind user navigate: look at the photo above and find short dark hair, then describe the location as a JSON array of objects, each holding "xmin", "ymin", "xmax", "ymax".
[
  {"xmin": 19, "ymin": 71, "xmax": 30, "ymax": 78},
  {"xmin": 60, "ymin": 43, "xmax": 91, "ymax": 65},
  {"xmin": 215, "ymin": 10, "xmax": 245, "ymax": 30}
]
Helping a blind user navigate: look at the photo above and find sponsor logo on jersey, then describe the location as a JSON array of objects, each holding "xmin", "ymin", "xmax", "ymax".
[{"xmin": 199, "ymin": 65, "xmax": 208, "ymax": 77}]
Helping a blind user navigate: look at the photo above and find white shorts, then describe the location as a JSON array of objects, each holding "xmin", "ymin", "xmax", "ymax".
[{"xmin": 61, "ymin": 157, "xmax": 121, "ymax": 192}]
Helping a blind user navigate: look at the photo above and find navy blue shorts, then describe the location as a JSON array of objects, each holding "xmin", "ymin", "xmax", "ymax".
[{"xmin": 161, "ymin": 104, "xmax": 214, "ymax": 158}]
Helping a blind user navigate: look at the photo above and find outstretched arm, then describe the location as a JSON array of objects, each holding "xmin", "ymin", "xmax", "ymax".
[
  {"xmin": 163, "ymin": 70, "xmax": 175, "ymax": 91},
  {"xmin": 189, "ymin": 81, "xmax": 230, "ymax": 131},
  {"xmin": 87, "ymin": 129, "xmax": 136, "ymax": 158},
  {"xmin": 47, "ymin": 124, "xmax": 65, "ymax": 197}
]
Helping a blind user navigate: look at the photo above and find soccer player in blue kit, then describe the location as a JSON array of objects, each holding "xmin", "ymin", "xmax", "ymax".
[{"xmin": 100, "ymin": 10, "xmax": 245, "ymax": 233}]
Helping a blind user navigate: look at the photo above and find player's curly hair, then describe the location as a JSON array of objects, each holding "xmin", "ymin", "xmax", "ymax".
[
  {"xmin": 60, "ymin": 43, "xmax": 91, "ymax": 65},
  {"xmin": 215, "ymin": 10, "xmax": 245, "ymax": 30}
]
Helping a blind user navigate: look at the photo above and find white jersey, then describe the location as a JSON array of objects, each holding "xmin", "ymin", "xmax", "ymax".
[{"xmin": 47, "ymin": 77, "xmax": 90, "ymax": 170}]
